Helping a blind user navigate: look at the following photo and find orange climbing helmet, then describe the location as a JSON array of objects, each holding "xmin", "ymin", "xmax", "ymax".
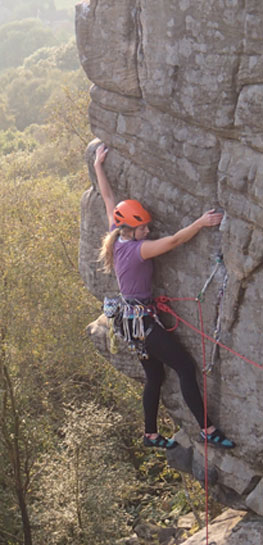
[{"xmin": 113, "ymin": 199, "xmax": 151, "ymax": 227}]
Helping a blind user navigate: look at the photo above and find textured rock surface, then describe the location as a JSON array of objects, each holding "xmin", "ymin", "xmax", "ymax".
[
  {"xmin": 76, "ymin": 1, "xmax": 263, "ymax": 515},
  {"xmin": 181, "ymin": 509, "xmax": 263, "ymax": 545}
]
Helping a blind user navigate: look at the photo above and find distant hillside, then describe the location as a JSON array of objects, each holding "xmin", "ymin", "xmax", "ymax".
[{"xmin": 0, "ymin": 0, "xmax": 75, "ymax": 26}]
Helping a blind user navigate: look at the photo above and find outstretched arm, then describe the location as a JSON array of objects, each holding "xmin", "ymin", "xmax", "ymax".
[
  {"xmin": 94, "ymin": 144, "xmax": 115, "ymax": 229},
  {"xmin": 141, "ymin": 210, "xmax": 223, "ymax": 260}
]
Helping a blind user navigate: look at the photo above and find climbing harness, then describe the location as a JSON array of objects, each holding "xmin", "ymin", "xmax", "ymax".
[{"xmin": 103, "ymin": 295, "xmax": 160, "ymax": 359}]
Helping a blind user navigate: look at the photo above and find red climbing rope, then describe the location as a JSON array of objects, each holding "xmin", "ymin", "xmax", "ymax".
[
  {"xmin": 197, "ymin": 299, "xmax": 209, "ymax": 545},
  {"xmin": 155, "ymin": 294, "xmax": 263, "ymax": 545}
]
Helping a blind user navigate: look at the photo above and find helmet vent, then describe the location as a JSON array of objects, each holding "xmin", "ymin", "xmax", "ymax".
[{"xmin": 133, "ymin": 215, "xmax": 142, "ymax": 222}]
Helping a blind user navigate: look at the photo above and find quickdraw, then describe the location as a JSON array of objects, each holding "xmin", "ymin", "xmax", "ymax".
[
  {"xmin": 204, "ymin": 272, "xmax": 228, "ymax": 374},
  {"xmin": 196, "ymin": 254, "xmax": 223, "ymax": 303}
]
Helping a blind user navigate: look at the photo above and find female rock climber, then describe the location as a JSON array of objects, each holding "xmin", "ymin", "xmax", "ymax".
[{"xmin": 94, "ymin": 143, "xmax": 235, "ymax": 451}]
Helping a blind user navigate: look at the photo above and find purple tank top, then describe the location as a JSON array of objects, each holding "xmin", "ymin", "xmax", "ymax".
[{"xmin": 112, "ymin": 228, "xmax": 153, "ymax": 300}]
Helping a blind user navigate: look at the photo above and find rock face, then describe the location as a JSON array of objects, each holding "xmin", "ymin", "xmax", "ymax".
[
  {"xmin": 181, "ymin": 509, "xmax": 263, "ymax": 545},
  {"xmin": 76, "ymin": 0, "xmax": 263, "ymax": 518}
]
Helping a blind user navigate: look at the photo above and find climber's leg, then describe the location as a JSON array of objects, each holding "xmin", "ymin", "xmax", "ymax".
[
  {"xmin": 139, "ymin": 355, "xmax": 178, "ymax": 449},
  {"xmin": 145, "ymin": 323, "xmax": 236, "ymax": 448},
  {"xmin": 140, "ymin": 355, "xmax": 165, "ymax": 434},
  {"xmin": 145, "ymin": 323, "xmax": 211, "ymax": 428}
]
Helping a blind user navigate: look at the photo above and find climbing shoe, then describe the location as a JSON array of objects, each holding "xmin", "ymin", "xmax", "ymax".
[
  {"xmin": 200, "ymin": 428, "xmax": 236, "ymax": 449},
  {"xmin": 166, "ymin": 437, "xmax": 179, "ymax": 450},
  {"xmin": 143, "ymin": 434, "xmax": 178, "ymax": 450}
]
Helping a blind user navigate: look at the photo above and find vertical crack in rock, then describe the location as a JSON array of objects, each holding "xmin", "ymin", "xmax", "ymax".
[
  {"xmin": 93, "ymin": 0, "xmax": 99, "ymax": 19},
  {"xmin": 135, "ymin": 0, "xmax": 145, "ymax": 98},
  {"xmin": 132, "ymin": 1, "xmax": 143, "ymax": 98},
  {"xmin": 229, "ymin": 283, "xmax": 247, "ymax": 332}
]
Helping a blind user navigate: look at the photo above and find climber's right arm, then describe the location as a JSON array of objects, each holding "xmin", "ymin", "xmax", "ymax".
[
  {"xmin": 94, "ymin": 144, "xmax": 115, "ymax": 229},
  {"xmin": 140, "ymin": 210, "xmax": 223, "ymax": 259}
]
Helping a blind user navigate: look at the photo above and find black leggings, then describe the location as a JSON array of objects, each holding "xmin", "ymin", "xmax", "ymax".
[{"xmin": 140, "ymin": 320, "xmax": 212, "ymax": 433}]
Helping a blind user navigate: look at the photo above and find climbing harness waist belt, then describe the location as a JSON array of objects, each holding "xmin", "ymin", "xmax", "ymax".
[
  {"xmin": 123, "ymin": 299, "xmax": 156, "ymax": 319},
  {"xmin": 125, "ymin": 297, "xmax": 154, "ymax": 306}
]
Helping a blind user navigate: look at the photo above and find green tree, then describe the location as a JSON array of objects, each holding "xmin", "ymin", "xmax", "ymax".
[
  {"xmin": 0, "ymin": 128, "xmax": 36, "ymax": 154},
  {"xmin": 0, "ymin": 35, "xmax": 83, "ymax": 131},
  {"xmin": 0, "ymin": 97, "xmax": 15, "ymax": 130},
  {"xmin": 6, "ymin": 72, "xmax": 53, "ymax": 129},
  {"xmin": 0, "ymin": 48, "xmax": 84, "ymax": 130},
  {"xmin": 0, "ymin": 18, "xmax": 57, "ymax": 70},
  {"xmin": 54, "ymin": 38, "xmax": 80, "ymax": 71},
  {"xmin": 23, "ymin": 39, "xmax": 80, "ymax": 72},
  {"xmin": 0, "ymin": 349, "xmax": 34, "ymax": 545},
  {"xmin": 46, "ymin": 74, "xmax": 92, "ymax": 176}
]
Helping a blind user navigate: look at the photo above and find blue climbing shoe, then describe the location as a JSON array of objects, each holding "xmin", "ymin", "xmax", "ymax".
[
  {"xmin": 200, "ymin": 428, "xmax": 235, "ymax": 449},
  {"xmin": 143, "ymin": 434, "xmax": 178, "ymax": 449},
  {"xmin": 166, "ymin": 437, "xmax": 179, "ymax": 450}
]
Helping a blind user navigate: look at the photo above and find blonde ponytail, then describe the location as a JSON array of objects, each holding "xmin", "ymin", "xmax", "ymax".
[{"xmin": 98, "ymin": 228, "xmax": 120, "ymax": 273}]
